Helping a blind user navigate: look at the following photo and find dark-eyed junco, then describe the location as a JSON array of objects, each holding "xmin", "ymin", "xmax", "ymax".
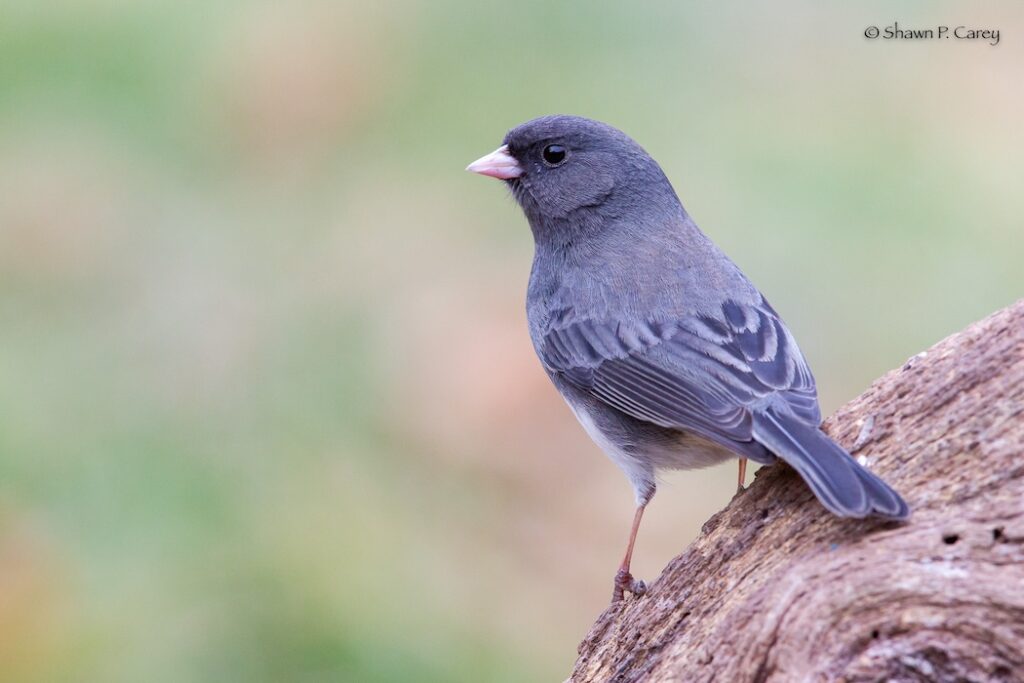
[{"xmin": 467, "ymin": 115, "xmax": 908, "ymax": 602}]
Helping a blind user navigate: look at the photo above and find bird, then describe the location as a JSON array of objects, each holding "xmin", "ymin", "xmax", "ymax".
[{"xmin": 466, "ymin": 115, "xmax": 909, "ymax": 603}]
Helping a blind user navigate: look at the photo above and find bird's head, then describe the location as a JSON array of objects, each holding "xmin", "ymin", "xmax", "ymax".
[{"xmin": 467, "ymin": 115, "xmax": 678, "ymax": 238}]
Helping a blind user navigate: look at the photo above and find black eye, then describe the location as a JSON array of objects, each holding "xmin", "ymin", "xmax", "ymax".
[{"xmin": 542, "ymin": 144, "xmax": 567, "ymax": 166}]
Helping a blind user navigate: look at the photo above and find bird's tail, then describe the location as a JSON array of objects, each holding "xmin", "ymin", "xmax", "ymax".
[{"xmin": 752, "ymin": 407, "xmax": 909, "ymax": 519}]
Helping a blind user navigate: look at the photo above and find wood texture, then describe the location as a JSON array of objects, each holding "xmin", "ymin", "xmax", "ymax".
[{"xmin": 570, "ymin": 300, "xmax": 1024, "ymax": 683}]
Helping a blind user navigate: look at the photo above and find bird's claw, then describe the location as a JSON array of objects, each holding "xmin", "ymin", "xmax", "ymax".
[{"xmin": 612, "ymin": 568, "xmax": 647, "ymax": 602}]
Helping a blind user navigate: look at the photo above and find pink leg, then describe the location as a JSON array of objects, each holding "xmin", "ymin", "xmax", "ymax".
[
  {"xmin": 612, "ymin": 504, "xmax": 649, "ymax": 602},
  {"xmin": 737, "ymin": 458, "xmax": 748, "ymax": 493}
]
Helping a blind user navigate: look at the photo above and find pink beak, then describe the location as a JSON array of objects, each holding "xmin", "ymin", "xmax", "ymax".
[{"xmin": 466, "ymin": 145, "xmax": 523, "ymax": 180}]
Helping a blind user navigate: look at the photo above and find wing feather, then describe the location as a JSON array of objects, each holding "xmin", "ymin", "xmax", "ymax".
[{"xmin": 540, "ymin": 299, "xmax": 821, "ymax": 453}]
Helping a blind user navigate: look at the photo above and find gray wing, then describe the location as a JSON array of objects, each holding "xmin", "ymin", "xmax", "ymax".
[{"xmin": 540, "ymin": 299, "xmax": 821, "ymax": 455}]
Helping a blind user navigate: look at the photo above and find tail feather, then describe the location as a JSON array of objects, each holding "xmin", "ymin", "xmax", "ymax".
[{"xmin": 752, "ymin": 408, "xmax": 909, "ymax": 519}]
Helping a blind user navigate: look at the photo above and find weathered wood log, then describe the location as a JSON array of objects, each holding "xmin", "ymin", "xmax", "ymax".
[{"xmin": 570, "ymin": 300, "xmax": 1024, "ymax": 683}]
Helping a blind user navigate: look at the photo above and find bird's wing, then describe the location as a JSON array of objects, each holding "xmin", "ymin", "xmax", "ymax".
[{"xmin": 540, "ymin": 299, "xmax": 821, "ymax": 450}]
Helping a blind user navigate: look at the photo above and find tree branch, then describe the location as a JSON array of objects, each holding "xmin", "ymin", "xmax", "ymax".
[{"xmin": 569, "ymin": 300, "xmax": 1024, "ymax": 683}]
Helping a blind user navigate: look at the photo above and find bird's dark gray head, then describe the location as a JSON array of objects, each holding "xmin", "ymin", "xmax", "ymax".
[{"xmin": 467, "ymin": 115, "xmax": 683, "ymax": 243}]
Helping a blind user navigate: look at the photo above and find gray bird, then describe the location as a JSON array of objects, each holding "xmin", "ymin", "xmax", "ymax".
[{"xmin": 467, "ymin": 115, "xmax": 909, "ymax": 602}]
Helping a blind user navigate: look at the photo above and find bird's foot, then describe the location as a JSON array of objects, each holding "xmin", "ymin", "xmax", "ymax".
[{"xmin": 611, "ymin": 568, "xmax": 647, "ymax": 603}]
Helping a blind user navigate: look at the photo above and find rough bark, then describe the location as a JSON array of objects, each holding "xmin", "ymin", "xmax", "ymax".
[{"xmin": 570, "ymin": 300, "xmax": 1024, "ymax": 683}]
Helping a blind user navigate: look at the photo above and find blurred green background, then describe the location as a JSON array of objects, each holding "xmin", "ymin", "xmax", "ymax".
[{"xmin": 0, "ymin": 1, "xmax": 1021, "ymax": 681}]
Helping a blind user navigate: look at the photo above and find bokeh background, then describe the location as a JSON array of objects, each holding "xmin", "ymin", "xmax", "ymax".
[{"xmin": 1, "ymin": 1, "xmax": 1021, "ymax": 681}]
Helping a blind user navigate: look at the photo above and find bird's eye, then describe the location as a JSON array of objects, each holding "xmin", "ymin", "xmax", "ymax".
[{"xmin": 542, "ymin": 144, "xmax": 567, "ymax": 166}]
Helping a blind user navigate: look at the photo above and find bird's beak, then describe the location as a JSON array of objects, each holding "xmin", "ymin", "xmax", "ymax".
[{"xmin": 466, "ymin": 145, "xmax": 523, "ymax": 180}]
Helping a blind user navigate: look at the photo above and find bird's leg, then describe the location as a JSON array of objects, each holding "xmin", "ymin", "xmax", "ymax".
[
  {"xmin": 737, "ymin": 458, "xmax": 748, "ymax": 493},
  {"xmin": 611, "ymin": 503, "xmax": 648, "ymax": 603}
]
